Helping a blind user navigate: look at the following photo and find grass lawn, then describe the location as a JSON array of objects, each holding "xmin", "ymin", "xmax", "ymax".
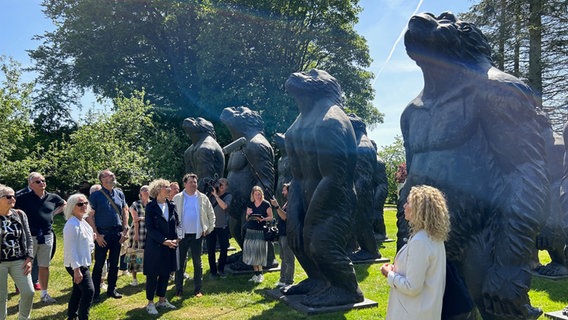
[{"xmin": 4, "ymin": 208, "xmax": 567, "ymax": 319}]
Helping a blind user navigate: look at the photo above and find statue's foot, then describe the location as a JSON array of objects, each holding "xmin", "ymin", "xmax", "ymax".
[
  {"xmin": 374, "ymin": 233, "xmax": 387, "ymax": 242},
  {"xmin": 350, "ymin": 250, "xmax": 381, "ymax": 261},
  {"xmin": 302, "ymin": 285, "xmax": 364, "ymax": 307},
  {"xmin": 229, "ymin": 260, "xmax": 252, "ymax": 271},
  {"xmin": 563, "ymin": 305, "xmax": 568, "ymax": 316},
  {"xmin": 263, "ymin": 259, "xmax": 279, "ymax": 269},
  {"xmin": 281, "ymin": 278, "xmax": 325, "ymax": 296},
  {"xmin": 536, "ymin": 262, "xmax": 568, "ymax": 277},
  {"xmin": 226, "ymin": 251, "xmax": 242, "ymax": 264}
]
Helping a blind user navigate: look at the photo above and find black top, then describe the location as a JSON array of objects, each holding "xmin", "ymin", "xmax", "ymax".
[
  {"xmin": 16, "ymin": 191, "xmax": 65, "ymax": 235},
  {"xmin": 276, "ymin": 202, "xmax": 287, "ymax": 236},
  {"xmin": 246, "ymin": 200, "xmax": 270, "ymax": 231}
]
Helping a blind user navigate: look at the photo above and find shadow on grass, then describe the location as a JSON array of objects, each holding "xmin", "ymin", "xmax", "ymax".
[{"xmin": 531, "ymin": 276, "xmax": 568, "ymax": 302}]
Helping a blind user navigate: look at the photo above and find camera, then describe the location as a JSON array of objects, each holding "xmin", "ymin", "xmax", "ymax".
[{"xmin": 204, "ymin": 175, "xmax": 220, "ymax": 195}]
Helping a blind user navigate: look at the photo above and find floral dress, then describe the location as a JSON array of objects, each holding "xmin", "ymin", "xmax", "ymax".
[{"xmin": 127, "ymin": 200, "xmax": 146, "ymax": 272}]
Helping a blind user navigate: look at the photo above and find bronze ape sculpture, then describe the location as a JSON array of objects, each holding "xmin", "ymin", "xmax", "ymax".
[
  {"xmin": 371, "ymin": 140, "xmax": 389, "ymax": 241},
  {"xmin": 220, "ymin": 106, "xmax": 277, "ymax": 269},
  {"xmin": 182, "ymin": 117, "xmax": 224, "ymax": 193},
  {"xmin": 274, "ymin": 132, "xmax": 291, "ymax": 207},
  {"xmin": 283, "ymin": 69, "xmax": 364, "ymax": 307},
  {"xmin": 348, "ymin": 114, "xmax": 382, "ymax": 261},
  {"xmin": 399, "ymin": 12, "xmax": 547, "ymax": 319}
]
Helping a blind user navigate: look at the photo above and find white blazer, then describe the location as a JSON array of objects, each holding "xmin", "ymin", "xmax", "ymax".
[
  {"xmin": 386, "ymin": 229, "xmax": 446, "ymax": 320},
  {"xmin": 172, "ymin": 190, "xmax": 215, "ymax": 239}
]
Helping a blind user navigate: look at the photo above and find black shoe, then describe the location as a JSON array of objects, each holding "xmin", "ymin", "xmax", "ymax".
[
  {"xmin": 92, "ymin": 294, "xmax": 101, "ymax": 304},
  {"xmin": 219, "ymin": 271, "xmax": 227, "ymax": 279},
  {"xmin": 175, "ymin": 289, "xmax": 183, "ymax": 297},
  {"xmin": 107, "ymin": 289, "xmax": 122, "ymax": 299}
]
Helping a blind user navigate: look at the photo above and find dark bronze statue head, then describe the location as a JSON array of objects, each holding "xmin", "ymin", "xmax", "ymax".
[
  {"xmin": 183, "ymin": 117, "xmax": 216, "ymax": 139},
  {"xmin": 285, "ymin": 69, "xmax": 343, "ymax": 107},
  {"xmin": 404, "ymin": 12, "xmax": 492, "ymax": 66},
  {"xmin": 220, "ymin": 106, "xmax": 264, "ymax": 136},
  {"xmin": 348, "ymin": 113, "xmax": 367, "ymax": 136}
]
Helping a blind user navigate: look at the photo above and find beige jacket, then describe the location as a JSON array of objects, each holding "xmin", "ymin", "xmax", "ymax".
[{"xmin": 172, "ymin": 190, "xmax": 215, "ymax": 239}]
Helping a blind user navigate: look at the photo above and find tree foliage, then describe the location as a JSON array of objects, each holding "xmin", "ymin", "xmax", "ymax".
[
  {"xmin": 30, "ymin": 0, "xmax": 383, "ymax": 141},
  {"xmin": 461, "ymin": 0, "xmax": 568, "ymax": 131},
  {"xmin": 377, "ymin": 135, "xmax": 405, "ymax": 204}
]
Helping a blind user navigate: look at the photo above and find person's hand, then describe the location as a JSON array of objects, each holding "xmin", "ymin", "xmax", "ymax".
[
  {"xmin": 380, "ymin": 263, "xmax": 394, "ymax": 277},
  {"xmin": 119, "ymin": 232, "xmax": 128, "ymax": 244},
  {"xmin": 163, "ymin": 239, "xmax": 177, "ymax": 249},
  {"xmin": 95, "ymin": 233, "xmax": 107, "ymax": 247},
  {"xmin": 73, "ymin": 268, "xmax": 83, "ymax": 284},
  {"xmin": 246, "ymin": 208, "xmax": 253, "ymax": 215},
  {"xmin": 211, "ymin": 188, "xmax": 217, "ymax": 197},
  {"xmin": 269, "ymin": 198, "xmax": 278, "ymax": 207},
  {"xmin": 23, "ymin": 258, "xmax": 32, "ymax": 275}
]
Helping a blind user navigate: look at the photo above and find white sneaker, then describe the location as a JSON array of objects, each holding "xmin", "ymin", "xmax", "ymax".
[
  {"xmin": 156, "ymin": 299, "xmax": 176, "ymax": 309},
  {"xmin": 275, "ymin": 281, "xmax": 286, "ymax": 288},
  {"xmin": 131, "ymin": 279, "xmax": 138, "ymax": 286},
  {"xmin": 101, "ymin": 282, "xmax": 108, "ymax": 290},
  {"xmin": 248, "ymin": 274, "xmax": 258, "ymax": 282},
  {"xmin": 146, "ymin": 303, "xmax": 158, "ymax": 315},
  {"xmin": 255, "ymin": 274, "xmax": 264, "ymax": 283},
  {"xmin": 41, "ymin": 293, "xmax": 56, "ymax": 304}
]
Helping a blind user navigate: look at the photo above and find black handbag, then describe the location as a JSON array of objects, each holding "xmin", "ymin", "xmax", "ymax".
[{"xmin": 263, "ymin": 221, "xmax": 279, "ymax": 242}]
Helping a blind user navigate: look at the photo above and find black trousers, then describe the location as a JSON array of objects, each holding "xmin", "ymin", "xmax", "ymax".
[
  {"xmin": 145, "ymin": 274, "xmax": 169, "ymax": 301},
  {"xmin": 66, "ymin": 266, "xmax": 95, "ymax": 320},
  {"xmin": 206, "ymin": 227, "xmax": 230, "ymax": 274},
  {"xmin": 92, "ymin": 228, "xmax": 122, "ymax": 295}
]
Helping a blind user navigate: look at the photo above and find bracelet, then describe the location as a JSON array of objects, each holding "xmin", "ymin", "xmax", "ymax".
[{"xmin": 274, "ymin": 206, "xmax": 280, "ymax": 209}]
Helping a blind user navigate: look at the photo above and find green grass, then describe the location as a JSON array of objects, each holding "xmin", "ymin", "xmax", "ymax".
[{"xmin": 5, "ymin": 209, "xmax": 567, "ymax": 319}]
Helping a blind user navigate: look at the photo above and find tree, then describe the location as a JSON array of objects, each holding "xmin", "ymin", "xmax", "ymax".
[
  {"xmin": 0, "ymin": 56, "xmax": 44, "ymax": 188},
  {"xmin": 462, "ymin": 0, "xmax": 568, "ymax": 131},
  {"xmin": 45, "ymin": 90, "xmax": 185, "ymax": 195},
  {"xmin": 377, "ymin": 135, "xmax": 405, "ymax": 204},
  {"xmin": 30, "ymin": 0, "xmax": 383, "ymax": 140}
]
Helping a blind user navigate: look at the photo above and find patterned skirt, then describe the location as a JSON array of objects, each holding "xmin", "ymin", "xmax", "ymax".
[{"xmin": 242, "ymin": 229, "xmax": 267, "ymax": 266}]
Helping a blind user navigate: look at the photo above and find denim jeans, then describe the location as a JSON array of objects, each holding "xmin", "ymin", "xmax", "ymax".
[
  {"xmin": 65, "ymin": 266, "xmax": 94, "ymax": 320},
  {"xmin": 206, "ymin": 227, "xmax": 230, "ymax": 274},
  {"xmin": 175, "ymin": 234, "xmax": 203, "ymax": 294}
]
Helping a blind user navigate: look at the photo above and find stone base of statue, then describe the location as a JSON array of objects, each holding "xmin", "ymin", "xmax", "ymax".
[
  {"xmin": 532, "ymin": 263, "xmax": 568, "ymax": 279},
  {"xmin": 265, "ymin": 288, "xmax": 377, "ymax": 315},
  {"xmin": 349, "ymin": 250, "xmax": 390, "ymax": 265},
  {"xmin": 226, "ymin": 259, "xmax": 280, "ymax": 274},
  {"xmin": 545, "ymin": 310, "xmax": 568, "ymax": 319}
]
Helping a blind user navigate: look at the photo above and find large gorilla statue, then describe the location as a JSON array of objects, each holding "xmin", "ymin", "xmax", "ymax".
[
  {"xmin": 348, "ymin": 114, "xmax": 381, "ymax": 261},
  {"xmin": 283, "ymin": 69, "xmax": 363, "ymax": 307},
  {"xmin": 399, "ymin": 12, "xmax": 547, "ymax": 319},
  {"xmin": 182, "ymin": 117, "xmax": 224, "ymax": 192},
  {"xmin": 220, "ymin": 106, "xmax": 277, "ymax": 269},
  {"xmin": 371, "ymin": 140, "xmax": 389, "ymax": 241}
]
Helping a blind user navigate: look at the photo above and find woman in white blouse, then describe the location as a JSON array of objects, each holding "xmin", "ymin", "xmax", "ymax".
[
  {"xmin": 63, "ymin": 193, "xmax": 95, "ymax": 320},
  {"xmin": 380, "ymin": 185, "xmax": 450, "ymax": 320}
]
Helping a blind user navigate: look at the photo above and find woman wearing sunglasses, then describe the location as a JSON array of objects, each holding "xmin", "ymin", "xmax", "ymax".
[
  {"xmin": 0, "ymin": 184, "xmax": 34, "ymax": 319},
  {"xmin": 63, "ymin": 194, "xmax": 95, "ymax": 320}
]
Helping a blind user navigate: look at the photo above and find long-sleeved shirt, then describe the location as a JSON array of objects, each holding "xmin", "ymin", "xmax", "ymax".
[{"xmin": 63, "ymin": 216, "xmax": 94, "ymax": 270}]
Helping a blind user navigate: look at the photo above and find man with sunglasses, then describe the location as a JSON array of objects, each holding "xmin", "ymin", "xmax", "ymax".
[
  {"xmin": 15, "ymin": 172, "xmax": 66, "ymax": 303},
  {"xmin": 87, "ymin": 169, "xmax": 129, "ymax": 302}
]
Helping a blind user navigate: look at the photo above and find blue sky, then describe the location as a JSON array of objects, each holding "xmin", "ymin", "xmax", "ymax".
[{"xmin": 1, "ymin": 0, "xmax": 472, "ymax": 147}]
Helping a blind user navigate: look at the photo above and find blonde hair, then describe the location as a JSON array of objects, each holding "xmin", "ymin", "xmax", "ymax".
[
  {"xmin": 249, "ymin": 186, "xmax": 264, "ymax": 202},
  {"xmin": 148, "ymin": 179, "xmax": 170, "ymax": 199},
  {"xmin": 407, "ymin": 185, "xmax": 450, "ymax": 242}
]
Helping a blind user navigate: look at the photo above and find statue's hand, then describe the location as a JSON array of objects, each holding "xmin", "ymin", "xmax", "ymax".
[{"xmin": 481, "ymin": 265, "xmax": 542, "ymax": 320}]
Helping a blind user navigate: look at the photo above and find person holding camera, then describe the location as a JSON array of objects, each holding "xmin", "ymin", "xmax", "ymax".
[{"xmin": 206, "ymin": 179, "xmax": 232, "ymax": 279}]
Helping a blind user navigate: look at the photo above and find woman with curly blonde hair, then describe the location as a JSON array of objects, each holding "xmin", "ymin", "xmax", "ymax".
[{"xmin": 380, "ymin": 185, "xmax": 450, "ymax": 319}]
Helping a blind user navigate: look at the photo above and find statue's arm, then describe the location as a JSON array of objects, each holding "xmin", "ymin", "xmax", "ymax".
[
  {"xmin": 245, "ymin": 137, "xmax": 275, "ymax": 198},
  {"xmin": 481, "ymin": 82, "xmax": 548, "ymax": 267}
]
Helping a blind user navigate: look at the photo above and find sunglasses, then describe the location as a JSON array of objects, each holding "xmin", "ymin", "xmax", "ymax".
[
  {"xmin": 2, "ymin": 195, "xmax": 15, "ymax": 200},
  {"xmin": 34, "ymin": 180, "xmax": 46, "ymax": 184},
  {"xmin": 76, "ymin": 202, "xmax": 89, "ymax": 207}
]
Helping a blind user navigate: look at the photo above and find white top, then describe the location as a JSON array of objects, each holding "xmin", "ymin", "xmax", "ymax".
[
  {"xmin": 182, "ymin": 191, "xmax": 199, "ymax": 234},
  {"xmin": 63, "ymin": 216, "xmax": 95, "ymax": 270},
  {"xmin": 386, "ymin": 229, "xmax": 446, "ymax": 320},
  {"xmin": 158, "ymin": 202, "xmax": 169, "ymax": 221}
]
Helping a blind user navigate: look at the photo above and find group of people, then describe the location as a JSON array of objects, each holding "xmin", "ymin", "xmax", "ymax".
[{"xmin": 0, "ymin": 167, "xmax": 451, "ymax": 320}]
